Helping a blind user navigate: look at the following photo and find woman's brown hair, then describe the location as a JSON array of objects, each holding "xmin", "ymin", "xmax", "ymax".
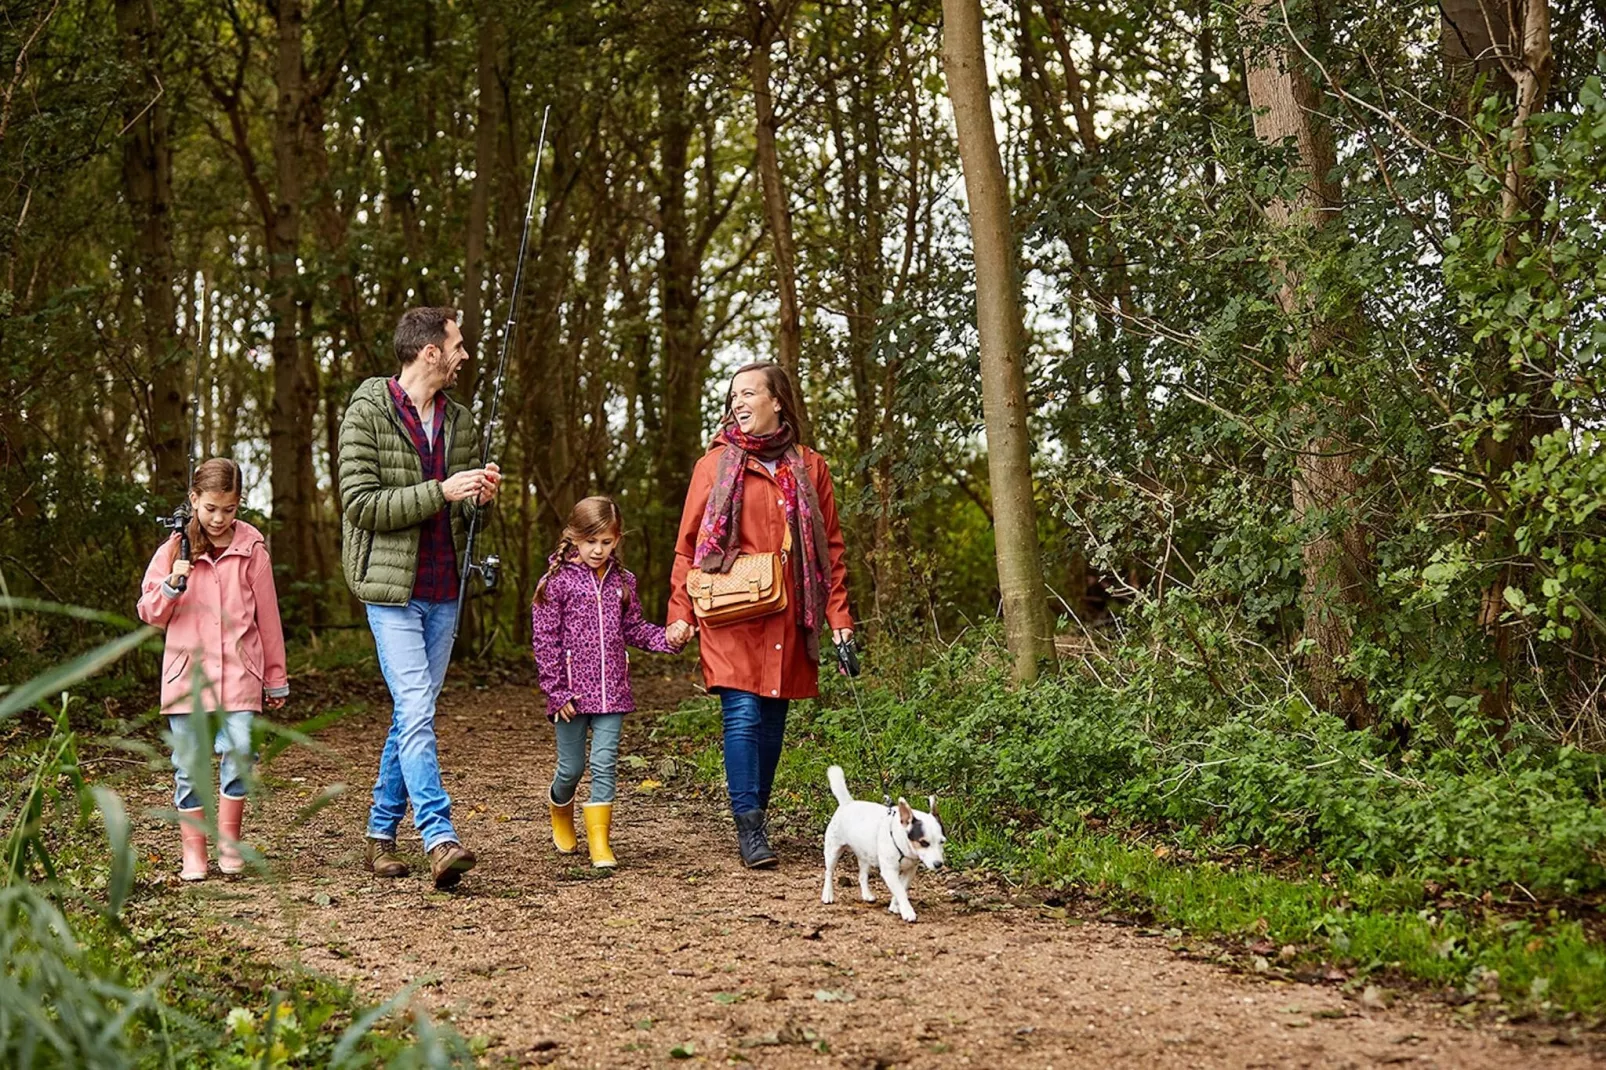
[
  {"xmin": 185, "ymin": 458, "xmax": 243, "ymax": 560},
  {"xmin": 725, "ymin": 361, "xmax": 806, "ymax": 443},
  {"xmin": 533, "ymin": 496, "xmax": 629, "ymax": 605}
]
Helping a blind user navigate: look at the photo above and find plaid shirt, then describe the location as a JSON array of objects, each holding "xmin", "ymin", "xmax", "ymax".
[{"xmin": 387, "ymin": 378, "xmax": 459, "ymax": 603}]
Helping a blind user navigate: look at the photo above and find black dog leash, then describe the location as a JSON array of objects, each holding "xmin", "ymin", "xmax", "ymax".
[{"xmin": 834, "ymin": 638, "xmax": 895, "ymax": 809}]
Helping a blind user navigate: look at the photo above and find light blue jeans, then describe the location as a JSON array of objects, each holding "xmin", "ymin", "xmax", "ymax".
[
  {"xmin": 366, "ymin": 599, "xmax": 460, "ymax": 851},
  {"xmin": 168, "ymin": 711, "xmax": 254, "ymax": 811},
  {"xmin": 550, "ymin": 713, "xmax": 624, "ymax": 805}
]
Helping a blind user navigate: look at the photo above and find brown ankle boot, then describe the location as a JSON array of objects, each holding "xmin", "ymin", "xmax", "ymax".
[
  {"xmin": 365, "ymin": 837, "xmax": 410, "ymax": 878},
  {"xmin": 428, "ymin": 841, "xmax": 477, "ymax": 889}
]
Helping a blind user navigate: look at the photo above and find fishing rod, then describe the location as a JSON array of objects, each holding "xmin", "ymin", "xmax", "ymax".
[
  {"xmin": 453, "ymin": 104, "xmax": 551, "ymax": 641},
  {"xmin": 155, "ymin": 353, "xmax": 204, "ymax": 592}
]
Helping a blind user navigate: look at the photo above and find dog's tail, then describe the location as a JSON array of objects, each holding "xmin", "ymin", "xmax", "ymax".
[{"xmin": 826, "ymin": 765, "xmax": 854, "ymax": 808}]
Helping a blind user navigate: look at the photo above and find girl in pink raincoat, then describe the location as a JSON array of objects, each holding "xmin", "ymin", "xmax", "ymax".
[{"xmin": 137, "ymin": 458, "xmax": 287, "ymax": 881}]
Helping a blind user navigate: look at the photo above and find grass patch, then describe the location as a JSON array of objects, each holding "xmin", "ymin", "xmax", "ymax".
[
  {"xmin": 4, "ymin": 696, "xmax": 469, "ymax": 1067},
  {"xmin": 652, "ymin": 657, "xmax": 1606, "ymax": 1019}
]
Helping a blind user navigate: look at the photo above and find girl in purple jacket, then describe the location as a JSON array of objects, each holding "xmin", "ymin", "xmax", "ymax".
[{"xmin": 531, "ymin": 496, "xmax": 685, "ymax": 867}]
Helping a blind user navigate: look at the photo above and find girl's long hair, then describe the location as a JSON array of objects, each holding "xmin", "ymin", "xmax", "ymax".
[
  {"xmin": 533, "ymin": 496, "xmax": 628, "ymax": 605},
  {"xmin": 186, "ymin": 458, "xmax": 243, "ymax": 560}
]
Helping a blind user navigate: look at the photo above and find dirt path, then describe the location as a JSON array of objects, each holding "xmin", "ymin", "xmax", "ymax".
[{"xmin": 155, "ymin": 676, "xmax": 1599, "ymax": 1068}]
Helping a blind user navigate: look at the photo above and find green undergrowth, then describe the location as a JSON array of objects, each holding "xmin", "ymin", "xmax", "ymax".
[
  {"xmin": 4, "ymin": 661, "xmax": 468, "ymax": 1069},
  {"xmin": 651, "ymin": 640, "xmax": 1606, "ymax": 1019}
]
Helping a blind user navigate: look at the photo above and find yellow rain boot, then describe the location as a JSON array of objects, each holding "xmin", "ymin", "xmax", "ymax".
[
  {"xmin": 582, "ymin": 802, "xmax": 617, "ymax": 869},
  {"xmin": 549, "ymin": 791, "xmax": 578, "ymax": 855}
]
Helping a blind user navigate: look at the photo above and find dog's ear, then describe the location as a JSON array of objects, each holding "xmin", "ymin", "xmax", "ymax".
[
  {"xmin": 928, "ymin": 794, "xmax": 937, "ymax": 816},
  {"xmin": 896, "ymin": 797, "xmax": 913, "ymax": 825}
]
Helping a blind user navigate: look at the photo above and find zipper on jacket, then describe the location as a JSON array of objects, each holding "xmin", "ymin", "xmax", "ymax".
[{"xmin": 590, "ymin": 565, "xmax": 611, "ymax": 713}]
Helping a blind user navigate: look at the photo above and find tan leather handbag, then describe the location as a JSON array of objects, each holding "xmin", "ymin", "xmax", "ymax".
[{"xmin": 685, "ymin": 524, "xmax": 791, "ymax": 626}]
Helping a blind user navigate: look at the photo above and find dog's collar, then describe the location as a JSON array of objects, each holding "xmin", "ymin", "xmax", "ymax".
[{"xmin": 888, "ymin": 821, "xmax": 911, "ymax": 863}]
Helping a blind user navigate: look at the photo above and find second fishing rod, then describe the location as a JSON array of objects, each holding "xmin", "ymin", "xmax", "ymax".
[{"xmin": 452, "ymin": 105, "xmax": 551, "ymax": 643}]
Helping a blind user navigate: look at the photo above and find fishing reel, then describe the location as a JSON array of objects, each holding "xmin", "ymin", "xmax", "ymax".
[
  {"xmin": 466, "ymin": 553, "xmax": 501, "ymax": 594},
  {"xmin": 833, "ymin": 636, "xmax": 861, "ymax": 678},
  {"xmin": 156, "ymin": 503, "xmax": 192, "ymax": 593}
]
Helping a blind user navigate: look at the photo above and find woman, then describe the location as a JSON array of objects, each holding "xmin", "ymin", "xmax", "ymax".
[{"xmin": 667, "ymin": 362, "xmax": 853, "ymax": 868}]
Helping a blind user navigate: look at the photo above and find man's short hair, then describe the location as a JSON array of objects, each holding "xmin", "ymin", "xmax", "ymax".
[{"xmin": 394, "ymin": 306, "xmax": 458, "ymax": 367}]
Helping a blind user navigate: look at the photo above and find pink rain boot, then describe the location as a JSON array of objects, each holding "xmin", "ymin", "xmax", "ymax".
[
  {"xmin": 218, "ymin": 794, "xmax": 246, "ymax": 875},
  {"xmin": 178, "ymin": 807, "xmax": 209, "ymax": 881}
]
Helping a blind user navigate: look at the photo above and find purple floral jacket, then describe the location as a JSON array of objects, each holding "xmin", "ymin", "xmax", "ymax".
[{"xmin": 531, "ymin": 560, "xmax": 673, "ymax": 719}]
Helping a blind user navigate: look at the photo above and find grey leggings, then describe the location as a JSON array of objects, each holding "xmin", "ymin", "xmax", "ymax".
[{"xmin": 551, "ymin": 713, "xmax": 624, "ymax": 805}]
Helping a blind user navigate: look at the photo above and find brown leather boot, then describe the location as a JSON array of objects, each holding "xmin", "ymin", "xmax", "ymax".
[
  {"xmin": 365, "ymin": 837, "xmax": 410, "ymax": 878},
  {"xmin": 428, "ymin": 840, "xmax": 477, "ymax": 889}
]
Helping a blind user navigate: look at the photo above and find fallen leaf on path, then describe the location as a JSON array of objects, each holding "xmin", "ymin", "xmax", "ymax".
[
  {"xmin": 814, "ymin": 989, "xmax": 855, "ymax": 1003},
  {"xmin": 637, "ymin": 779, "xmax": 664, "ymax": 793},
  {"xmin": 669, "ymin": 1042, "xmax": 696, "ymax": 1058}
]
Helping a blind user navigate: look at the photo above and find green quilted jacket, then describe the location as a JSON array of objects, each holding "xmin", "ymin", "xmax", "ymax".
[{"xmin": 338, "ymin": 376, "xmax": 481, "ymax": 606}]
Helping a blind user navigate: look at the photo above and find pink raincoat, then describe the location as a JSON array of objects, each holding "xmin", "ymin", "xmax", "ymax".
[{"xmin": 137, "ymin": 521, "xmax": 289, "ymax": 715}]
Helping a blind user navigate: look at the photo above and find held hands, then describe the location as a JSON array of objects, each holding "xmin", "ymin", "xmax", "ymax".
[
  {"xmin": 442, "ymin": 463, "xmax": 503, "ymax": 504},
  {"xmin": 665, "ymin": 620, "xmax": 696, "ymax": 651}
]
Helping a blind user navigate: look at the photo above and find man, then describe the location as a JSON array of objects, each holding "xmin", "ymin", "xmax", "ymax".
[{"xmin": 338, "ymin": 307, "xmax": 502, "ymax": 889}]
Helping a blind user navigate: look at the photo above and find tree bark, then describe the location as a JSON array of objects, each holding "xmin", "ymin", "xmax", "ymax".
[
  {"xmin": 748, "ymin": 0, "xmax": 808, "ymax": 439},
  {"xmin": 461, "ymin": 4, "xmax": 501, "ymax": 394},
  {"xmin": 116, "ymin": 0, "xmax": 187, "ymax": 495},
  {"xmin": 265, "ymin": 0, "xmax": 320, "ymax": 623},
  {"xmin": 1244, "ymin": 0, "xmax": 1374, "ymax": 726},
  {"xmin": 1441, "ymin": 0, "xmax": 1554, "ymax": 731},
  {"xmin": 941, "ymin": 0, "xmax": 1057, "ymax": 683}
]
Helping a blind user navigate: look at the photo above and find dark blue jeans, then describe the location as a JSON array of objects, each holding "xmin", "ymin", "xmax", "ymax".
[{"xmin": 718, "ymin": 688, "xmax": 789, "ymax": 815}]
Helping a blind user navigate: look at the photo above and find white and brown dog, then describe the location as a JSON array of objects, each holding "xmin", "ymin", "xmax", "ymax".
[{"xmin": 821, "ymin": 765, "xmax": 946, "ymax": 923}]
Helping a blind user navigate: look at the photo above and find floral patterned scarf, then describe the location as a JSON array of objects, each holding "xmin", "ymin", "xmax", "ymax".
[{"xmin": 695, "ymin": 422, "xmax": 831, "ymax": 661}]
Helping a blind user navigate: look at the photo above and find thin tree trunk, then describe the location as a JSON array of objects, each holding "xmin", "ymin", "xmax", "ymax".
[
  {"xmin": 941, "ymin": 0, "xmax": 1057, "ymax": 683},
  {"xmin": 116, "ymin": 0, "xmax": 187, "ymax": 495},
  {"xmin": 1244, "ymin": 0, "xmax": 1374, "ymax": 727},
  {"xmin": 461, "ymin": 4, "xmax": 500, "ymax": 393},
  {"xmin": 1441, "ymin": 0, "xmax": 1554, "ymax": 732},
  {"xmin": 748, "ymin": 0, "xmax": 808, "ymax": 439},
  {"xmin": 265, "ymin": 0, "xmax": 317, "ymax": 619}
]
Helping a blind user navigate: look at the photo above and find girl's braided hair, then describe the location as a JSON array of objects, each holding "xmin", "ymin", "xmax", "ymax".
[
  {"xmin": 533, "ymin": 495, "xmax": 630, "ymax": 606},
  {"xmin": 185, "ymin": 458, "xmax": 243, "ymax": 561}
]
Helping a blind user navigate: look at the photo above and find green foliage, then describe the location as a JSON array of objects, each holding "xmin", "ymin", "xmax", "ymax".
[
  {"xmin": 0, "ymin": 609, "xmax": 471, "ymax": 1067},
  {"xmin": 664, "ymin": 633, "xmax": 1606, "ymax": 1010}
]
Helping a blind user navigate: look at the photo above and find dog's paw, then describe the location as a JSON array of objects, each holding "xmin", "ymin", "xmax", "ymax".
[
  {"xmin": 900, "ymin": 910, "xmax": 918, "ymax": 923},
  {"xmin": 821, "ymin": 887, "xmax": 835, "ymax": 905},
  {"xmin": 860, "ymin": 889, "xmax": 876, "ymax": 903}
]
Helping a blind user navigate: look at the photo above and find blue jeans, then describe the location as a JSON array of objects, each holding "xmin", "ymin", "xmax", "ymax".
[
  {"xmin": 366, "ymin": 599, "xmax": 459, "ymax": 851},
  {"xmin": 550, "ymin": 713, "xmax": 624, "ymax": 805},
  {"xmin": 718, "ymin": 689, "xmax": 789, "ymax": 815},
  {"xmin": 168, "ymin": 711, "xmax": 253, "ymax": 811}
]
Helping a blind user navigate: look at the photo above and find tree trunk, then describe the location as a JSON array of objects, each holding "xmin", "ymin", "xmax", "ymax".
[
  {"xmin": 266, "ymin": 0, "xmax": 319, "ymax": 624},
  {"xmin": 1244, "ymin": 0, "xmax": 1374, "ymax": 727},
  {"xmin": 116, "ymin": 0, "xmax": 187, "ymax": 495},
  {"xmin": 941, "ymin": 0, "xmax": 1057, "ymax": 683},
  {"xmin": 647, "ymin": 37, "xmax": 707, "ymax": 615},
  {"xmin": 748, "ymin": 0, "xmax": 808, "ymax": 439},
  {"xmin": 1441, "ymin": 0, "xmax": 1554, "ymax": 731},
  {"xmin": 461, "ymin": 4, "xmax": 501, "ymax": 393}
]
